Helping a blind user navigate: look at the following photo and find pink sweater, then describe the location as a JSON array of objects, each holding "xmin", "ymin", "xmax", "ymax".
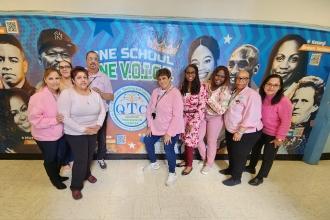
[
  {"xmin": 224, "ymin": 86, "xmax": 263, "ymax": 134},
  {"xmin": 28, "ymin": 87, "xmax": 63, "ymax": 141},
  {"xmin": 262, "ymin": 95, "xmax": 293, "ymax": 139},
  {"xmin": 146, "ymin": 86, "xmax": 184, "ymax": 136}
]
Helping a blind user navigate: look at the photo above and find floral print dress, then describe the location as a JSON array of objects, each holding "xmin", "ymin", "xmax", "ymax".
[{"xmin": 181, "ymin": 85, "xmax": 208, "ymax": 148}]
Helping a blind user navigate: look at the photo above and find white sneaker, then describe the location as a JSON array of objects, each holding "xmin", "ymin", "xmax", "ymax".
[
  {"xmin": 201, "ymin": 165, "xmax": 211, "ymax": 175},
  {"xmin": 165, "ymin": 172, "xmax": 177, "ymax": 186},
  {"xmin": 143, "ymin": 162, "xmax": 160, "ymax": 171}
]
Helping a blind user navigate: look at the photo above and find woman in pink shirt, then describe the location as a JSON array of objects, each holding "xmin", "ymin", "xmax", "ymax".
[
  {"xmin": 220, "ymin": 70, "xmax": 263, "ymax": 186},
  {"xmin": 144, "ymin": 68, "xmax": 184, "ymax": 186},
  {"xmin": 245, "ymin": 74, "xmax": 292, "ymax": 186},
  {"xmin": 198, "ymin": 66, "xmax": 231, "ymax": 174},
  {"xmin": 177, "ymin": 64, "xmax": 207, "ymax": 175},
  {"xmin": 28, "ymin": 68, "xmax": 67, "ymax": 190}
]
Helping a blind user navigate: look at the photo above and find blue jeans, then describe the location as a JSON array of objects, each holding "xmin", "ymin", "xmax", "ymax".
[{"xmin": 144, "ymin": 134, "xmax": 179, "ymax": 173}]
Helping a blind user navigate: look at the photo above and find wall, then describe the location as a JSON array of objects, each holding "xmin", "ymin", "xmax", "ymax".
[{"xmin": 1, "ymin": 0, "xmax": 330, "ymax": 28}]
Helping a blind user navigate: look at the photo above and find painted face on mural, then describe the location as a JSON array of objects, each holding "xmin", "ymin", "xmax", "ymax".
[
  {"xmin": 271, "ymin": 40, "xmax": 300, "ymax": 83},
  {"xmin": 291, "ymin": 86, "xmax": 318, "ymax": 125},
  {"xmin": 9, "ymin": 95, "xmax": 31, "ymax": 133},
  {"xmin": 227, "ymin": 45, "xmax": 259, "ymax": 86},
  {"xmin": 40, "ymin": 46, "xmax": 72, "ymax": 70},
  {"xmin": 190, "ymin": 45, "xmax": 215, "ymax": 81},
  {"xmin": 0, "ymin": 44, "xmax": 28, "ymax": 88}
]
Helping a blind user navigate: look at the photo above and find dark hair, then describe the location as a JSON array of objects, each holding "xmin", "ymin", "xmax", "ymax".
[
  {"xmin": 86, "ymin": 50, "xmax": 98, "ymax": 60},
  {"xmin": 0, "ymin": 34, "xmax": 25, "ymax": 59},
  {"xmin": 180, "ymin": 64, "xmax": 201, "ymax": 95},
  {"xmin": 188, "ymin": 35, "xmax": 220, "ymax": 63},
  {"xmin": 259, "ymin": 74, "xmax": 284, "ymax": 105},
  {"xmin": 156, "ymin": 68, "xmax": 171, "ymax": 79},
  {"xmin": 71, "ymin": 66, "xmax": 88, "ymax": 80},
  {"xmin": 263, "ymin": 34, "xmax": 307, "ymax": 88},
  {"xmin": 210, "ymin": 66, "xmax": 230, "ymax": 87}
]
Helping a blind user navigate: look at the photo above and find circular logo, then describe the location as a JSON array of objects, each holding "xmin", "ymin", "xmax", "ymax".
[{"xmin": 109, "ymin": 86, "xmax": 150, "ymax": 131}]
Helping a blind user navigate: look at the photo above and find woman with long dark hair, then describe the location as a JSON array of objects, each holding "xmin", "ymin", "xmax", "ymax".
[
  {"xmin": 198, "ymin": 66, "xmax": 231, "ymax": 174},
  {"xmin": 177, "ymin": 64, "xmax": 207, "ymax": 175},
  {"xmin": 245, "ymin": 74, "xmax": 293, "ymax": 186}
]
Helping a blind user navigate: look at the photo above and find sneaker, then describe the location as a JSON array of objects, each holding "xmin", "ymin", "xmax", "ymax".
[
  {"xmin": 143, "ymin": 162, "xmax": 160, "ymax": 171},
  {"xmin": 201, "ymin": 165, "xmax": 211, "ymax": 175},
  {"xmin": 98, "ymin": 159, "xmax": 107, "ymax": 169},
  {"xmin": 165, "ymin": 172, "xmax": 177, "ymax": 186}
]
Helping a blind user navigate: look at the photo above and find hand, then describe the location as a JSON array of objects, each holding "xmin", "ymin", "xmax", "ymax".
[
  {"xmin": 84, "ymin": 125, "xmax": 101, "ymax": 135},
  {"xmin": 163, "ymin": 133, "xmax": 172, "ymax": 145},
  {"xmin": 270, "ymin": 139, "xmax": 283, "ymax": 148},
  {"xmin": 56, "ymin": 114, "xmax": 64, "ymax": 123},
  {"xmin": 233, "ymin": 132, "xmax": 243, "ymax": 142},
  {"xmin": 146, "ymin": 127, "xmax": 152, "ymax": 137}
]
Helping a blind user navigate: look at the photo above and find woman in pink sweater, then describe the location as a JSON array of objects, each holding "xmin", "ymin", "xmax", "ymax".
[
  {"xmin": 245, "ymin": 74, "xmax": 293, "ymax": 186},
  {"xmin": 28, "ymin": 68, "xmax": 67, "ymax": 190}
]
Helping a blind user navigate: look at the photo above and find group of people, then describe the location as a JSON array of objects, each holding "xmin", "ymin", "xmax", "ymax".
[
  {"xmin": 26, "ymin": 51, "xmax": 113, "ymax": 200},
  {"xmin": 144, "ymin": 66, "xmax": 293, "ymax": 187}
]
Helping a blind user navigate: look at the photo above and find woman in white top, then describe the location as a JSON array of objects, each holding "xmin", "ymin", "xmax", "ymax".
[{"xmin": 58, "ymin": 66, "xmax": 105, "ymax": 200}]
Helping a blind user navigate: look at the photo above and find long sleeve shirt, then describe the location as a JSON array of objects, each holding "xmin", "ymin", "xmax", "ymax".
[
  {"xmin": 262, "ymin": 95, "xmax": 293, "ymax": 139},
  {"xmin": 88, "ymin": 71, "xmax": 113, "ymax": 112},
  {"xmin": 205, "ymin": 83, "xmax": 231, "ymax": 116},
  {"xmin": 57, "ymin": 88, "xmax": 106, "ymax": 135},
  {"xmin": 224, "ymin": 86, "xmax": 263, "ymax": 134},
  {"xmin": 28, "ymin": 87, "xmax": 63, "ymax": 141},
  {"xmin": 146, "ymin": 86, "xmax": 184, "ymax": 136}
]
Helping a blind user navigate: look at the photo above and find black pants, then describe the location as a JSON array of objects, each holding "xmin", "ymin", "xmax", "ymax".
[
  {"xmin": 96, "ymin": 113, "xmax": 108, "ymax": 160},
  {"xmin": 225, "ymin": 130, "xmax": 261, "ymax": 180},
  {"xmin": 65, "ymin": 134, "xmax": 97, "ymax": 190},
  {"xmin": 248, "ymin": 132, "xmax": 279, "ymax": 178},
  {"xmin": 36, "ymin": 136, "xmax": 64, "ymax": 185}
]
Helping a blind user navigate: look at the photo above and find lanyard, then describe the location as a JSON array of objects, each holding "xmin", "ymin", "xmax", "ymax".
[
  {"xmin": 154, "ymin": 86, "xmax": 173, "ymax": 110},
  {"xmin": 228, "ymin": 89, "xmax": 239, "ymax": 106}
]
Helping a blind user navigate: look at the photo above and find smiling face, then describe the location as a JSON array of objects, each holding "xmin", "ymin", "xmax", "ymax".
[
  {"xmin": 185, "ymin": 66, "xmax": 197, "ymax": 83},
  {"xmin": 44, "ymin": 70, "xmax": 61, "ymax": 92},
  {"xmin": 190, "ymin": 45, "xmax": 215, "ymax": 81},
  {"xmin": 0, "ymin": 44, "xmax": 27, "ymax": 88},
  {"xmin": 86, "ymin": 52, "xmax": 99, "ymax": 74},
  {"xmin": 58, "ymin": 60, "xmax": 72, "ymax": 79},
  {"xmin": 73, "ymin": 71, "xmax": 89, "ymax": 90},
  {"xmin": 212, "ymin": 69, "xmax": 227, "ymax": 87},
  {"xmin": 291, "ymin": 86, "xmax": 318, "ymax": 124},
  {"xmin": 157, "ymin": 75, "xmax": 171, "ymax": 90},
  {"xmin": 263, "ymin": 77, "xmax": 281, "ymax": 96},
  {"xmin": 40, "ymin": 46, "xmax": 72, "ymax": 70},
  {"xmin": 271, "ymin": 40, "xmax": 300, "ymax": 83},
  {"xmin": 235, "ymin": 70, "xmax": 250, "ymax": 91},
  {"xmin": 9, "ymin": 95, "xmax": 31, "ymax": 132}
]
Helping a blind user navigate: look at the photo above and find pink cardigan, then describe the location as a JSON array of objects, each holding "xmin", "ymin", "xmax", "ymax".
[{"xmin": 28, "ymin": 87, "xmax": 63, "ymax": 141}]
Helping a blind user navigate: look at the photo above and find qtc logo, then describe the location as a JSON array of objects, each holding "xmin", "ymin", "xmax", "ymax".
[{"xmin": 109, "ymin": 86, "xmax": 150, "ymax": 131}]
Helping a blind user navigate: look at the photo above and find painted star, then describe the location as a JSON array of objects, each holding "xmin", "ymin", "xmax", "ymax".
[
  {"xmin": 224, "ymin": 34, "xmax": 233, "ymax": 44},
  {"xmin": 128, "ymin": 142, "xmax": 136, "ymax": 149},
  {"xmin": 91, "ymin": 18, "xmax": 114, "ymax": 37}
]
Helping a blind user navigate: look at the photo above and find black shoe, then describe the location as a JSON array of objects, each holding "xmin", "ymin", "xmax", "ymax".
[
  {"xmin": 219, "ymin": 168, "xmax": 231, "ymax": 175},
  {"xmin": 59, "ymin": 176, "xmax": 69, "ymax": 182},
  {"xmin": 222, "ymin": 177, "xmax": 241, "ymax": 186},
  {"xmin": 53, "ymin": 181, "xmax": 67, "ymax": 190},
  {"xmin": 248, "ymin": 177, "xmax": 263, "ymax": 186},
  {"xmin": 244, "ymin": 166, "xmax": 256, "ymax": 174}
]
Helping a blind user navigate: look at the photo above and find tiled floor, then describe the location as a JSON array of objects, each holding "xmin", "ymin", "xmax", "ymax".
[{"xmin": 0, "ymin": 159, "xmax": 329, "ymax": 220}]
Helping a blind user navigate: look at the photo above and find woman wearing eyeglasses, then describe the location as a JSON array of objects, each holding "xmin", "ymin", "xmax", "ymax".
[
  {"xmin": 59, "ymin": 60, "xmax": 73, "ymax": 91},
  {"xmin": 245, "ymin": 74, "xmax": 292, "ymax": 186},
  {"xmin": 220, "ymin": 70, "xmax": 263, "ymax": 186},
  {"xmin": 198, "ymin": 66, "xmax": 231, "ymax": 174}
]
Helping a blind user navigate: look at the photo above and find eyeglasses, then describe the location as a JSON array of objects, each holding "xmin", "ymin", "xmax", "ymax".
[
  {"xmin": 216, "ymin": 74, "xmax": 226, "ymax": 78},
  {"xmin": 236, "ymin": 77, "xmax": 250, "ymax": 81},
  {"xmin": 265, "ymin": 83, "xmax": 280, "ymax": 88},
  {"xmin": 59, "ymin": 65, "xmax": 71, "ymax": 70},
  {"xmin": 228, "ymin": 60, "xmax": 249, "ymax": 69}
]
